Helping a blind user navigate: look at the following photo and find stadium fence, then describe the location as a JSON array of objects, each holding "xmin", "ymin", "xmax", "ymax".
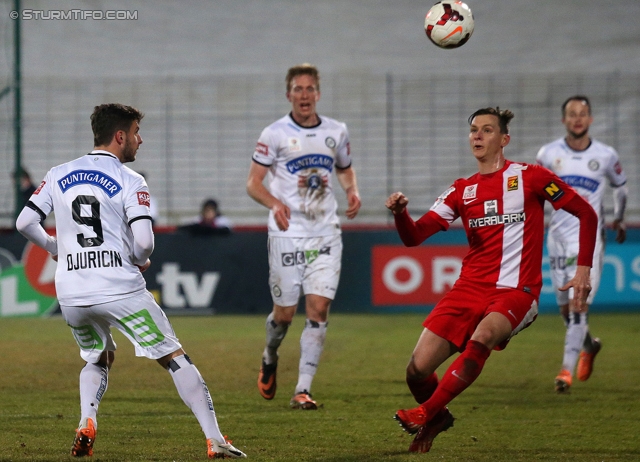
[{"xmin": 0, "ymin": 71, "xmax": 637, "ymax": 227}]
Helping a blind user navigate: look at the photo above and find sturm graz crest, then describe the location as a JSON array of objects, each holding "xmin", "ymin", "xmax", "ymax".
[
  {"xmin": 307, "ymin": 173, "xmax": 322, "ymax": 189},
  {"xmin": 298, "ymin": 169, "xmax": 327, "ymax": 193},
  {"xmin": 325, "ymin": 137, "xmax": 336, "ymax": 149}
]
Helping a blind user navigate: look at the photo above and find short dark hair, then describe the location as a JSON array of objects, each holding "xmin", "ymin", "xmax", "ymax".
[
  {"xmin": 286, "ymin": 63, "xmax": 320, "ymax": 93},
  {"xmin": 561, "ymin": 95, "xmax": 591, "ymax": 117},
  {"xmin": 201, "ymin": 198, "xmax": 219, "ymax": 213},
  {"xmin": 468, "ymin": 107, "xmax": 515, "ymax": 134},
  {"xmin": 90, "ymin": 103, "xmax": 144, "ymax": 146},
  {"xmin": 13, "ymin": 167, "xmax": 31, "ymax": 180}
]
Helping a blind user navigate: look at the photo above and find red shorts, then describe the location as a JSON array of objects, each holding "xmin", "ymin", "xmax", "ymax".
[{"xmin": 423, "ymin": 281, "xmax": 538, "ymax": 351}]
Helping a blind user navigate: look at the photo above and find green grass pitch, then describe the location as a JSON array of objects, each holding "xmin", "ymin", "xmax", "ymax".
[{"xmin": 1, "ymin": 313, "xmax": 639, "ymax": 461}]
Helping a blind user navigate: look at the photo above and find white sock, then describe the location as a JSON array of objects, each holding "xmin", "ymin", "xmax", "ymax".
[
  {"xmin": 78, "ymin": 362, "xmax": 108, "ymax": 429},
  {"xmin": 168, "ymin": 354, "xmax": 225, "ymax": 443},
  {"xmin": 263, "ymin": 312, "xmax": 289, "ymax": 365},
  {"xmin": 562, "ymin": 312, "xmax": 588, "ymax": 375},
  {"xmin": 295, "ymin": 320, "xmax": 327, "ymax": 394}
]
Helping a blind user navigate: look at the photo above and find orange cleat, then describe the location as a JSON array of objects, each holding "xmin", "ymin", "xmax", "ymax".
[
  {"xmin": 70, "ymin": 417, "xmax": 96, "ymax": 457},
  {"xmin": 289, "ymin": 390, "xmax": 318, "ymax": 410},
  {"xmin": 207, "ymin": 436, "xmax": 247, "ymax": 459},
  {"xmin": 258, "ymin": 360, "xmax": 277, "ymax": 400},
  {"xmin": 555, "ymin": 369, "xmax": 572, "ymax": 393},
  {"xmin": 577, "ymin": 338, "xmax": 601, "ymax": 382}
]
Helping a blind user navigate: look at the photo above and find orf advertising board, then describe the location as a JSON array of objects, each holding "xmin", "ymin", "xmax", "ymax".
[
  {"xmin": 371, "ymin": 245, "xmax": 468, "ymax": 306},
  {"xmin": 370, "ymin": 242, "xmax": 640, "ymax": 312}
]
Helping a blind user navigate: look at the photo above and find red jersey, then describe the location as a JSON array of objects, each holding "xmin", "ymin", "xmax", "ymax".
[{"xmin": 426, "ymin": 160, "xmax": 579, "ymax": 298}]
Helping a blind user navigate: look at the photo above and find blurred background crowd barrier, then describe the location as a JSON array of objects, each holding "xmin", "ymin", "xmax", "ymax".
[{"xmin": 1, "ymin": 71, "xmax": 638, "ymax": 227}]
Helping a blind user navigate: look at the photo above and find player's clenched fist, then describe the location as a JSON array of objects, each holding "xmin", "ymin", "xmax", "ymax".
[{"xmin": 385, "ymin": 192, "xmax": 409, "ymax": 215}]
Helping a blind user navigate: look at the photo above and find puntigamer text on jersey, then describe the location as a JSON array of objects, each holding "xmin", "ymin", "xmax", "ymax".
[
  {"xmin": 58, "ymin": 170, "xmax": 123, "ymax": 197},
  {"xmin": 286, "ymin": 154, "xmax": 334, "ymax": 174}
]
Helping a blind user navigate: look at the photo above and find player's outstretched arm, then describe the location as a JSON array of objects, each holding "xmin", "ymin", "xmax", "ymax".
[
  {"xmin": 386, "ymin": 192, "xmax": 443, "ymax": 247},
  {"xmin": 247, "ymin": 161, "xmax": 290, "ymax": 231}
]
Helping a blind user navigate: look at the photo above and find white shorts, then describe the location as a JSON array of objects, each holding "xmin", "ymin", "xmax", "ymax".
[
  {"xmin": 61, "ymin": 290, "xmax": 182, "ymax": 363},
  {"xmin": 268, "ymin": 234, "xmax": 343, "ymax": 307},
  {"xmin": 547, "ymin": 233, "xmax": 604, "ymax": 306}
]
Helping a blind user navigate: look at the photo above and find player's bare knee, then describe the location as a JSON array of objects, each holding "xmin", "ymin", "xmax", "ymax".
[
  {"xmin": 306, "ymin": 307, "xmax": 329, "ymax": 323},
  {"xmin": 406, "ymin": 357, "xmax": 431, "ymax": 380},
  {"xmin": 471, "ymin": 325, "xmax": 505, "ymax": 349},
  {"xmin": 305, "ymin": 297, "xmax": 331, "ymax": 322},
  {"xmin": 470, "ymin": 333, "xmax": 494, "ymax": 349},
  {"xmin": 273, "ymin": 305, "xmax": 296, "ymax": 324},
  {"xmin": 406, "ymin": 361, "xmax": 420, "ymax": 380},
  {"xmin": 273, "ymin": 311, "xmax": 295, "ymax": 325},
  {"xmin": 471, "ymin": 327, "xmax": 510, "ymax": 350}
]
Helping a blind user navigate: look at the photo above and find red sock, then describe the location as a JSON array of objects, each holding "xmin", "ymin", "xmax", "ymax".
[
  {"xmin": 407, "ymin": 373, "xmax": 439, "ymax": 404},
  {"xmin": 421, "ymin": 340, "xmax": 491, "ymax": 418}
]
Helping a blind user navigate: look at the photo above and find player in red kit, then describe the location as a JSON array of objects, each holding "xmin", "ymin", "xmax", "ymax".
[{"xmin": 386, "ymin": 107, "xmax": 597, "ymax": 453}]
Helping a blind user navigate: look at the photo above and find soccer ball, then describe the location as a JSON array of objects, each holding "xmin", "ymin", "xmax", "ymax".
[{"xmin": 424, "ymin": 1, "xmax": 474, "ymax": 49}]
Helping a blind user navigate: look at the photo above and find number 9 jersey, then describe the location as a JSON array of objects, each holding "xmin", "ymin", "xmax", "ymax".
[{"xmin": 27, "ymin": 151, "xmax": 152, "ymax": 306}]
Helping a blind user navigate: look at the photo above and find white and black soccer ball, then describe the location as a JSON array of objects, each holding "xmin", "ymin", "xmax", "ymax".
[{"xmin": 424, "ymin": 1, "xmax": 474, "ymax": 49}]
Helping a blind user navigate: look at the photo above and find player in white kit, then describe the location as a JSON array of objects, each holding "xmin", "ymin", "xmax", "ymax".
[
  {"xmin": 16, "ymin": 104, "xmax": 246, "ymax": 459},
  {"xmin": 247, "ymin": 64, "xmax": 361, "ymax": 409},
  {"xmin": 536, "ymin": 95, "xmax": 628, "ymax": 393}
]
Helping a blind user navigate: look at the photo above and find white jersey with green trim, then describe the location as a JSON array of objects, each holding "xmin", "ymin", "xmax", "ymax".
[
  {"xmin": 28, "ymin": 150, "xmax": 152, "ymax": 306},
  {"xmin": 536, "ymin": 137, "xmax": 626, "ymax": 242},
  {"xmin": 252, "ymin": 113, "xmax": 352, "ymax": 237}
]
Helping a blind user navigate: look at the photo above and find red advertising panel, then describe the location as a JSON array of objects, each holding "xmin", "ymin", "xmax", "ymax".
[
  {"xmin": 371, "ymin": 245, "xmax": 468, "ymax": 306},
  {"xmin": 23, "ymin": 241, "xmax": 58, "ymax": 297}
]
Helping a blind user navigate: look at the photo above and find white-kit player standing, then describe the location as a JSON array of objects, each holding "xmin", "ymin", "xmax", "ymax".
[
  {"xmin": 16, "ymin": 103, "xmax": 246, "ymax": 459},
  {"xmin": 536, "ymin": 95, "xmax": 628, "ymax": 393},
  {"xmin": 247, "ymin": 64, "xmax": 361, "ymax": 410}
]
